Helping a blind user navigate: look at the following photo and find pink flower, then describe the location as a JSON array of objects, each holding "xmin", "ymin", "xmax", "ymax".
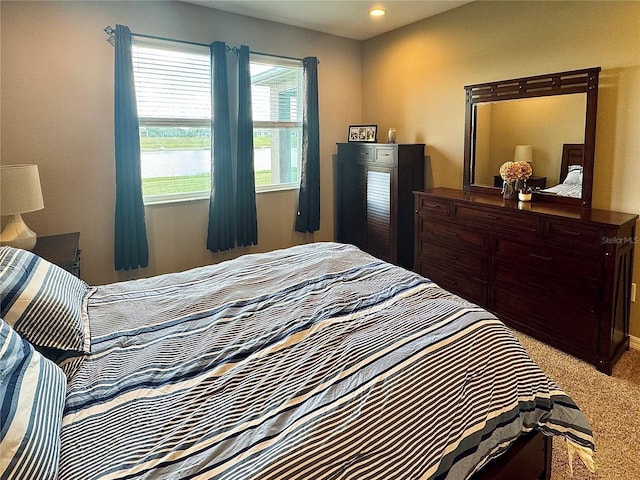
[{"xmin": 500, "ymin": 161, "xmax": 532, "ymax": 181}]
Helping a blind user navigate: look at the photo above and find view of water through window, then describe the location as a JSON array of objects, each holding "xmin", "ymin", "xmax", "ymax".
[{"xmin": 141, "ymin": 149, "xmax": 272, "ymax": 178}]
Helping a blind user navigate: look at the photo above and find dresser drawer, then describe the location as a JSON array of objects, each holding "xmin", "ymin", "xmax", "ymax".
[
  {"xmin": 416, "ymin": 195, "xmax": 449, "ymax": 217},
  {"xmin": 417, "ymin": 238, "xmax": 488, "ymax": 278},
  {"xmin": 544, "ymin": 218, "xmax": 603, "ymax": 252},
  {"xmin": 356, "ymin": 145, "xmax": 375, "ymax": 163},
  {"xmin": 493, "ymin": 238, "xmax": 601, "ymax": 287},
  {"xmin": 492, "ymin": 284, "xmax": 598, "ymax": 350},
  {"xmin": 418, "ymin": 220, "xmax": 489, "ymax": 252},
  {"xmin": 454, "ymin": 204, "xmax": 539, "ymax": 234},
  {"xmin": 374, "ymin": 146, "xmax": 395, "ymax": 165},
  {"xmin": 419, "ymin": 261, "xmax": 487, "ymax": 306}
]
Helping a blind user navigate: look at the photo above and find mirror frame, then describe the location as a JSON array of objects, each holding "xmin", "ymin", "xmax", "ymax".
[{"xmin": 463, "ymin": 67, "xmax": 601, "ymax": 207}]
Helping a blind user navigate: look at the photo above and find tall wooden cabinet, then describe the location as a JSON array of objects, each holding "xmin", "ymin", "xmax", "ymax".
[
  {"xmin": 414, "ymin": 188, "xmax": 638, "ymax": 374},
  {"xmin": 335, "ymin": 143, "xmax": 424, "ymax": 269}
]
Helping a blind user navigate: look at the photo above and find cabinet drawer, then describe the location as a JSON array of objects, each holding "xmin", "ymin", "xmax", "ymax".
[
  {"xmin": 374, "ymin": 146, "xmax": 395, "ymax": 165},
  {"xmin": 418, "ymin": 220, "xmax": 489, "ymax": 253},
  {"xmin": 357, "ymin": 146, "xmax": 375, "ymax": 162},
  {"xmin": 454, "ymin": 204, "xmax": 539, "ymax": 234},
  {"xmin": 491, "ymin": 284, "xmax": 598, "ymax": 350},
  {"xmin": 416, "ymin": 195, "xmax": 449, "ymax": 217},
  {"xmin": 544, "ymin": 219, "xmax": 603, "ymax": 252},
  {"xmin": 493, "ymin": 238, "xmax": 601, "ymax": 287},
  {"xmin": 417, "ymin": 239, "xmax": 488, "ymax": 278},
  {"xmin": 419, "ymin": 261, "xmax": 487, "ymax": 306}
]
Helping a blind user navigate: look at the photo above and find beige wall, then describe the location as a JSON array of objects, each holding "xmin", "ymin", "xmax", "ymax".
[
  {"xmin": 0, "ymin": 0, "xmax": 362, "ymax": 284},
  {"xmin": 361, "ymin": 0, "xmax": 640, "ymax": 336}
]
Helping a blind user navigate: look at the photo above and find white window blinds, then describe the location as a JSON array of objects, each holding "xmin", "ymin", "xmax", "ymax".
[{"xmin": 132, "ymin": 39, "xmax": 211, "ymax": 121}]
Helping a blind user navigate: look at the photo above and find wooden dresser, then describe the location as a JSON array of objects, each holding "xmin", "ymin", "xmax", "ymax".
[
  {"xmin": 335, "ymin": 143, "xmax": 424, "ymax": 269},
  {"xmin": 414, "ymin": 188, "xmax": 638, "ymax": 374}
]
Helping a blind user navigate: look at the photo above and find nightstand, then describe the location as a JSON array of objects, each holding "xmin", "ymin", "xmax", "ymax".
[
  {"xmin": 32, "ymin": 232, "xmax": 81, "ymax": 278},
  {"xmin": 493, "ymin": 175, "xmax": 547, "ymax": 190}
]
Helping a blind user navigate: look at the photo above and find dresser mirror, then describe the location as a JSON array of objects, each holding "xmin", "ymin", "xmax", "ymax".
[{"xmin": 463, "ymin": 67, "xmax": 601, "ymax": 207}]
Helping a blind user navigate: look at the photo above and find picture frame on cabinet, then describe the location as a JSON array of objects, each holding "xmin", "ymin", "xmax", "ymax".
[{"xmin": 348, "ymin": 124, "xmax": 377, "ymax": 143}]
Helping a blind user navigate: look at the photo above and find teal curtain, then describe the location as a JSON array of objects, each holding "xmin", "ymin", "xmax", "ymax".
[
  {"xmin": 207, "ymin": 41, "xmax": 235, "ymax": 252},
  {"xmin": 235, "ymin": 46, "xmax": 258, "ymax": 246},
  {"xmin": 295, "ymin": 57, "xmax": 320, "ymax": 233},
  {"xmin": 113, "ymin": 24, "xmax": 149, "ymax": 270}
]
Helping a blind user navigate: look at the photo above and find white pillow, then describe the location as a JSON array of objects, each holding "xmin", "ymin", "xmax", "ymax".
[{"xmin": 564, "ymin": 166, "xmax": 583, "ymax": 185}]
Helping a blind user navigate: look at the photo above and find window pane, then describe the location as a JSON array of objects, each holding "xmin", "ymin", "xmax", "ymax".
[
  {"xmin": 132, "ymin": 40, "xmax": 211, "ymax": 120},
  {"xmin": 251, "ymin": 62, "xmax": 302, "ymax": 123},
  {"xmin": 140, "ymin": 126, "xmax": 211, "ymax": 197},
  {"xmin": 251, "ymin": 56, "xmax": 303, "ymax": 189},
  {"xmin": 254, "ymin": 127, "xmax": 301, "ymax": 186}
]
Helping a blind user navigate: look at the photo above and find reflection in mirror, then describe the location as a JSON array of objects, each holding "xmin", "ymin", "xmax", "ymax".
[
  {"xmin": 463, "ymin": 67, "xmax": 600, "ymax": 207},
  {"xmin": 473, "ymin": 94, "xmax": 586, "ymax": 196}
]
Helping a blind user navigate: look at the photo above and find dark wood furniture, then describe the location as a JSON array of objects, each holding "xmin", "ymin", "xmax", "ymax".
[
  {"xmin": 32, "ymin": 232, "xmax": 81, "ymax": 278},
  {"xmin": 335, "ymin": 143, "xmax": 424, "ymax": 269},
  {"xmin": 494, "ymin": 175, "xmax": 547, "ymax": 190},
  {"xmin": 464, "ymin": 67, "xmax": 600, "ymax": 207},
  {"xmin": 560, "ymin": 143, "xmax": 585, "ymax": 183},
  {"xmin": 473, "ymin": 431, "xmax": 551, "ymax": 480},
  {"xmin": 414, "ymin": 188, "xmax": 637, "ymax": 374}
]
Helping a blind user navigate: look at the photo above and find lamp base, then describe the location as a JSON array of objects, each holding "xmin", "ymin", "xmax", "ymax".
[{"xmin": 0, "ymin": 214, "xmax": 38, "ymax": 250}]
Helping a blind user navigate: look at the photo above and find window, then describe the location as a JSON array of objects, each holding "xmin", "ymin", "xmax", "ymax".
[
  {"xmin": 251, "ymin": 55, "xmax": 304, "ymax": 192},
  {"xmin": 131, "ymin": 39, "xmax": 304, "ymax": 203},
  {"xmin": 132, "ymin": 39, "xmax": 211, "ymax": 203}
]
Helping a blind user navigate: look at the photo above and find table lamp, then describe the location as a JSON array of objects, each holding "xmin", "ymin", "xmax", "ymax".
[
  {"xmin": 0, "ymin": 164, "xmax": 45, "ymax": 250},
  {"xmin": 514, "ymin": 145, "xmax": 533, "ymax": 164}
]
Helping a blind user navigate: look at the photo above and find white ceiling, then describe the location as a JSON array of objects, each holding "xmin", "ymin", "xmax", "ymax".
[{"xmin": 181, "ymin": 1, "xmax": 472, "ymax": 40}]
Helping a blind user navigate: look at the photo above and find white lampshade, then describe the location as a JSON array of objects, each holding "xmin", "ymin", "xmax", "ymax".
[
  {"xmin": 514, "ymin": 145, "xmax": 533, "ymax": 163},
  {"xmin": 1, "ymin": 164, "xmax": 45, "ymax": 250}
]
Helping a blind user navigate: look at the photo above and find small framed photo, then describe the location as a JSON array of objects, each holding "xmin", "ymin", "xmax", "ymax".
[{"xmin": 348, "ymin": 124, "xmax": 378, "ymax": 143}]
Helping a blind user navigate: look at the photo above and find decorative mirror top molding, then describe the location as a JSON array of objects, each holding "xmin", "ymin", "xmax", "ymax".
[{"xmin": 463, "ymin": 67, "xmax": 601, "ymax": 207}]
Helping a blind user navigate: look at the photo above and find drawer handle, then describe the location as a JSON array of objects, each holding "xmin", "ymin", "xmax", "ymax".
[
  {"xmin": 444, "ymin": 253, "xmax": 459, "ymax": 260},
  {"xmin": 445, "ymin": 231, "xmax": 459, "ymax": 237},
  {"xmin": 443, "ymin": 277, "xmax": 457, "ymax": 285},
  {"xmin": 528, "ymin": 253, "xmax": 553, "ymax": 262},
  {"xmin": 425, "ymin": 202, "xmax": 442, "ymax": 209},
  {"xmin": 485, "ymin": 214, "xmax": 499, "ymax": 219},
  {"xmin": 561, "ymin": 230, "xmax": 583, "ymax": 237}
]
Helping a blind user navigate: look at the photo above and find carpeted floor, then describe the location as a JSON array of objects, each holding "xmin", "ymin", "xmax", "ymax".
[{"xmin": 514, "ymin": 331, "xmax": 640, "ymax": 480}]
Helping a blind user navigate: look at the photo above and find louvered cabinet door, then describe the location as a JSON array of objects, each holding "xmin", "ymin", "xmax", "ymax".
[{"xmin": 366, "ymin": 165, "xmax": 396, "ymax": 263}]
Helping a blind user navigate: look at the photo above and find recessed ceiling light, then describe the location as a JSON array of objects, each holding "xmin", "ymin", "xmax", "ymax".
[{"xmin": 369, "ymin": 8, "xmax": 386, "ymax": 17}]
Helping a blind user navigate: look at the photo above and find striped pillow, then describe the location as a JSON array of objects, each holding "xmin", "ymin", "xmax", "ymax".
[
  {"xmin": 0, "ymin": 317, "xmax": 67, "ymax": 480},
  {"xmin": 0, "ymin": 246, "xmax": 90, "ymax": 354}
]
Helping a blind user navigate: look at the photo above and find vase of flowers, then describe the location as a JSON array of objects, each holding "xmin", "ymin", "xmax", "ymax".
[
  {"xmin": 499, "ymin": 162, "xmax": 518, "ymax": 199},
  {"xmin": 500, "ymin": 161, "xmax": 532, "ymax": 200}
]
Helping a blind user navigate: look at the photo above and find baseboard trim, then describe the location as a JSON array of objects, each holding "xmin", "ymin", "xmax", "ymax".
[{"xmin": 630, "ymin": 335, "xmax": 640, "ymax": 351}]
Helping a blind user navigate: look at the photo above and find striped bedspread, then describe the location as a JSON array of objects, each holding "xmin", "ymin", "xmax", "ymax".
[{"xmin": 58, "ymin": 242, "xmax": 594, "ymax": 480}]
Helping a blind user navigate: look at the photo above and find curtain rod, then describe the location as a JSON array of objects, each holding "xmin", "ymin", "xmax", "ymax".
[{"xmin": 103, "ymin": 26, "xmax": 311, "ymax": 63}]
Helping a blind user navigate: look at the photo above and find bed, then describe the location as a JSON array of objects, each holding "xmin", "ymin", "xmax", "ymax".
[
  {"xmin": 540, "ymin": 143, "xmax": 584, "ymax": 198},
  {"xmin": 1, "ymin": 242, "xmax": 596, "ymax": 479}
]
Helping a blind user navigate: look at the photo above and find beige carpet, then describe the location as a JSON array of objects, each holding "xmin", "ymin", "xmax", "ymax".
[{"xmin": 514, "ymin": 331, "xmax": 640, "ymax": 480}]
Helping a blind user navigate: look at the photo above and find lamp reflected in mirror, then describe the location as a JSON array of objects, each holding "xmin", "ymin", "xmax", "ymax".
[{"xmin": 514, "ymin": 145, "xmax": 533, "ymax": 164}]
